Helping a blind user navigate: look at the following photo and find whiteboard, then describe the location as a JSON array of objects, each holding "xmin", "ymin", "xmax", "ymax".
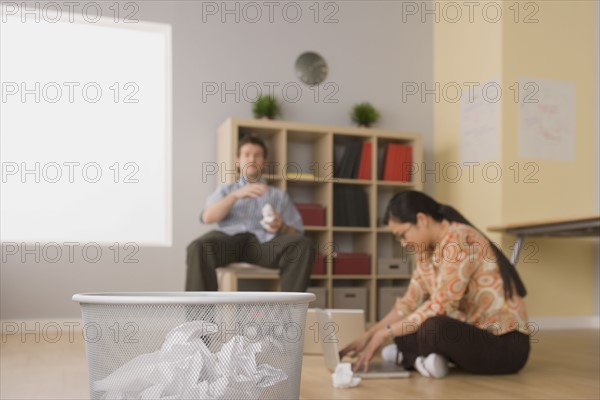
[
  {"xmin": 518, "ymin": 77, "xmax": 575, "ymax": 161},
  {"xmin": 0, "ymin": 9, "xmax": 172, "ymax": 245},
  {"xmin": 460, "ymin": 79, "xmax": 501, "ymax": 164}
]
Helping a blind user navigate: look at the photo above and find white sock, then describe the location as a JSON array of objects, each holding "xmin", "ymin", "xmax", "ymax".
[
  {"xmin": 414, "ymin": 356, "xmax": 431, "ymax": 377},
  {"xmin": 381, "ymin": 344, "xmax": 403, "ymax": 365},
  {"xmin": 415, "ymin": 353, "xmax": 449, "ymax": 378}
]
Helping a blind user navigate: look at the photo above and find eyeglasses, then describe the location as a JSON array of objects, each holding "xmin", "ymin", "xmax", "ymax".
[{"xmin": 394, "ymin": 224, "xmax": 413, "ymax": 243}]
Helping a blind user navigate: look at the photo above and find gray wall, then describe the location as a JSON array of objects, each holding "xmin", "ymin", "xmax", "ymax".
[{"xmin": 0, "ymin": 1, "xmax": 434, "ymax": 319}]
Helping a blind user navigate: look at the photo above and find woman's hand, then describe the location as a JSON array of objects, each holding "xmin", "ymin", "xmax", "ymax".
[
  {"xmin": 351, "ymin": 329, "xmax": 388, "ymax": 373},
  {"xmin": 339, "ymin": 331, "xmax": 370, "ymax": 359}
]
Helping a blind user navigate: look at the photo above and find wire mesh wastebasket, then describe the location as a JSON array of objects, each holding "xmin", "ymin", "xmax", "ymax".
[{"xmin": 73, "ymin": 292, "xmax": 315, "ymax": 400}]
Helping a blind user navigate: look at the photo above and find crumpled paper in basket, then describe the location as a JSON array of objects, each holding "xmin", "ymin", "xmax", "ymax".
[
  {"xmin": 331, "ymin": 363, "xmax": 361, "ymax": 389},
  {"xmin": 93, "ymin": 320, "xmax": 287, "ymax": 399}
]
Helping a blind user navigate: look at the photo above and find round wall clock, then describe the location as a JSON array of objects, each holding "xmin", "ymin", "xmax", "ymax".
[{"xmin": 295, "ymin": 51, "xmax": 328, "ymax": 86}]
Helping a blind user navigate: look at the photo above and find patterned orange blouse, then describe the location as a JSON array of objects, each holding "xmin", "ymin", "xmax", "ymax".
[{"xmin": 394, "ymin": 221, "xmax": 530, "ymax": 335}]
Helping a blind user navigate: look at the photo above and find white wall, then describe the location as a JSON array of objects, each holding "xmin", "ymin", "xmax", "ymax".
[{"xmin": 0, "ymin": 1, "xmax": 434, "ymax": 318}]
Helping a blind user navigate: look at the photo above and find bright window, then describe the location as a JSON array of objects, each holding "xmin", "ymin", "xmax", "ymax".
[{"xmin": 1, "ymin": 7, "xmax": 172, "ymax": 246}]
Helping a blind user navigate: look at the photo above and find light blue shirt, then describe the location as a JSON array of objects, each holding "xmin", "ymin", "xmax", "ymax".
[{"xmin": 201, "ymin": 178, "xmax": 304, "ymax": 243}]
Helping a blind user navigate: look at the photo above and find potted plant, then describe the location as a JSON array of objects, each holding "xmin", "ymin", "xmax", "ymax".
[
  {"xmin": 252, "ymin": 95, "xmax": 281, "ymax": 120},
  {"xmin": 351, "ymin": 102, "xmax": 380, "ymax": 127}
]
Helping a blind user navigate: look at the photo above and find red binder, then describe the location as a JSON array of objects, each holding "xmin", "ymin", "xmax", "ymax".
[
  {"xmin": 384, "ymin": 144, "xmax": 413, "ymax": 182},
  {"xmin": 399, "ymin": 145, "xmax": 413, "ymax": 182},
  {"xmin": 357, "ymin": 142, "xmax": 372, "ymax": 180},
  {"xmin": 383, "ymin": 143, "xmax": 402, "ymax": 181},
  {"xmin": 382, "ymin": 144, "xmax": 397, "ymax": 181}
]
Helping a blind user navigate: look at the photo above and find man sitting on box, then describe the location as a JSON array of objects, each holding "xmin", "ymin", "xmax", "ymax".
[{"xmin": 186, "ymin": 135, "xmax": 316, "ymax": 292}]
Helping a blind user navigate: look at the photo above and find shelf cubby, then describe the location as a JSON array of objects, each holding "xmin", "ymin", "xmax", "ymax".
[{"xmin": 218, "ymin": 117, "xmax": 423, "ymax": 323}]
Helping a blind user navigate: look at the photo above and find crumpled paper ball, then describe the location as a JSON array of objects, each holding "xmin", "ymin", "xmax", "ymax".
[{"xmin": 331, "ymin": 362, "xmax": 361, "ymax": 389}]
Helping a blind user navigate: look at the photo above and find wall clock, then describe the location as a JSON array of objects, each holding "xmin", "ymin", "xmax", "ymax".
[{"xmin": 295, "ymin": 51, "xmax": 328, "ymax": 86}]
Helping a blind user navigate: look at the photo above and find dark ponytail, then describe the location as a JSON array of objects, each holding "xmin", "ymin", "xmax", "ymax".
[{"xmin": 384, "ymin": 191, "xmax": 527, "ymax": 299}]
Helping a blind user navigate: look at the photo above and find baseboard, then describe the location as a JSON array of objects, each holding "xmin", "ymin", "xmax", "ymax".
[{"xmin": 529, "ymin": 315, "xmax": 600, "ymax": 330}]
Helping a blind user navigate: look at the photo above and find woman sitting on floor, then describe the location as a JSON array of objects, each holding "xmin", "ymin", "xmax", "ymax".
[{"xmin": 340, "ymin": 190, "xmax": 530, "ymax": 378}]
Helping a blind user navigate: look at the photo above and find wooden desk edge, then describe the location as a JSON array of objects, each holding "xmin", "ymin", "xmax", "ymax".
[{"xmin": 488, "ymin": 215, "xmax": 600, "ymax": 233}]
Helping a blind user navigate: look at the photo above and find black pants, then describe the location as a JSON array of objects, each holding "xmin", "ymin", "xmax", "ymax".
[
  {"xmin": 394, "ymin": 316, "xmax": 530, "ymax": 374},
  {"xmin": 185, "ymin": 230, "xmax": 316, "ymax": 292}
]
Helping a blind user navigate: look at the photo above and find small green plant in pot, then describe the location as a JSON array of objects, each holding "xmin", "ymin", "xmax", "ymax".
[
  {"xmin": 252, "ymin": 95, "xmax": 281, "ymax": 120},
  {"xmin": 351, "ymin": 102, "xmax": 380, "ymax": 127}
]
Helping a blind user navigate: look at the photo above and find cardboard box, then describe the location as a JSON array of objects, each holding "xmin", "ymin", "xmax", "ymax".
[
  {"xmin": 377, "ymin": 258, "xmax": 411, "ymax": 276},
  {"xmin": 307, "ymin": 286, "xmax": 327, "ymax": 309},
  {"xmin": 332, "ymin": 287, "xmax": 368, "ymax": 321},
  {"xmin": 333, "ymin": 253, "xmax": 370, "ymax": 275},
  {"xmin": 303, "ymin": 309, "xmax": 365, "ymax": 354},
  {"xmin": 377, "ymin": 286, "xmax": 408, "ymax": 320},
  {"xmin": 295, "ymin": 203, "xmax": 326, "ymax": 226}
]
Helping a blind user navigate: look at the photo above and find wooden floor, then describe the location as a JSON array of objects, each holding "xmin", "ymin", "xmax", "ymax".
[{"xmin": 1, "ymin": 328, "xmax": 598, "ymax": 399}]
